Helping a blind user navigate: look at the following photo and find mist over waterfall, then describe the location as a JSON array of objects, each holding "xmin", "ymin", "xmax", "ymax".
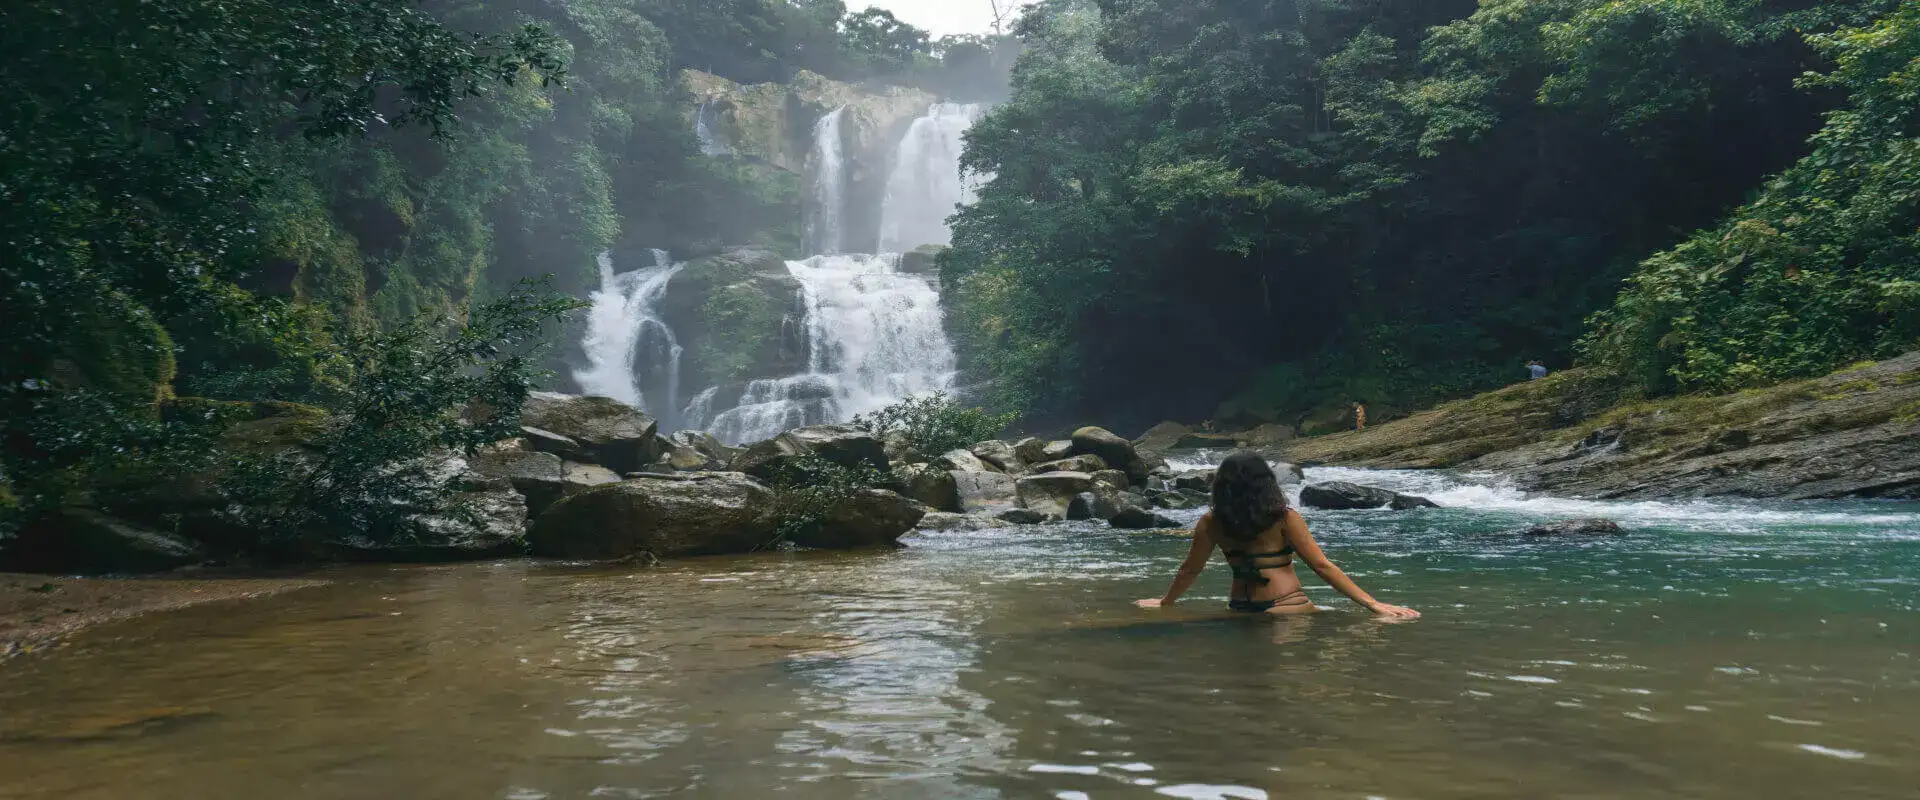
[
  {"xmin": 878, "ymin": 103, "xmax": 983, "ymax": 253},
  {"xmin": 574, "ymin": 250, "xmax": 685, "ymax": 428},
  {"xmin": 805, "ymin": 106, "xmax": 849, "ymax": 255},
  {"xmin": 576, "ymin": 101, "xmax": 981, "ymax": 444}
]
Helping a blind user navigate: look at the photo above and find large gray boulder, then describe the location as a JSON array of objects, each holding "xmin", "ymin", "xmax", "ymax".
[
  {"xmin": 1109, "ymin": 506, "xmax": 1182, "ymax": 530},
  {"xmin": 1172, "ymin": 469, "xmax": 1215, "ymax": 492},
  {"xmin": 1013, "ymin": 437, "xmax": 1052, "ymax": 465},
  {"xmin": 935, "ymin": 448, "xmax": 999, "ymax": 474},
  {"xmin": 969, "ymin": 440, "xmax": 1026, "ymax": 473},
  {"xmin": 788, "ymin": 489, "xmax": 925, "ymax": 549},
  {"xmin": 3, "ymin": 508, "xmax": 201, "ymax": 574},
  {"xmin": 953, "ymin": 471, "xmax": 1018, "ymax": 514},
  {"xmin": 661, "ymin": 430, "xmax": 734, "ymax": 471},
  {"xmin": 1015, "ymin": 472, "xmax": 1098, "ymax": 518},
  {"xmin": 1512, "ymin": 519, "xmax": 1624, "ymax": 536},
  {"xmin": 1070, "ymin": 426, "xmax": 1150, "ymax": 484},
  {"xmin": 1040, "ymin": 440, "xmax": 1074, "ymax": 461},
  {"xmin": 1090, "ymin": 470, "xmax": 1130, "ymax": 494},
  {"xmin": 892, "ymin": 462, "xmax": 961, "ymax": 512},
  {"xmin": 472, "ymin": 447, "xmax": 621, "ymax": 517},
  {"xmin": 1299, "ymin": 482, "xmax": 1397, "ymax": 510},
  {"xmin": 1030, "ymin": 454, "xmax": 1108, "ymax": 474},
  {"xmin": 1299, "ymin": 481, "xmax": 1431, "ymax": 511},
  {"xmin": 1067, "ymin": 492, "xmax": 1123, "ymax": 521},
  {"xmin": 1171, "ymin": 432, "xmax": 1241, "ymax": 450},
  {"xmin": 731, "ymin": 424, "xmax": 888, "ymax": 480},
  {"xmin": 917, "ymin": 511, "xmax": 1004, "ymax": 532},
  {"xmin": 529, "ymin": 472, "xmax": 779, "ymax": 559},
  {"xmin": 522, "ymin": 392, "xmax": 663, "ymax": 474}
]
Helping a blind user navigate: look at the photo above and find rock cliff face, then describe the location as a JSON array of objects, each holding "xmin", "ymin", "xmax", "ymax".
[
  {"xmin": 1285, "ymin": 353, "xmax": 1920, "ymax": 500},
  {"xmin": 686, "ymin": 70, "xmax": 938, "ymax": 253}
]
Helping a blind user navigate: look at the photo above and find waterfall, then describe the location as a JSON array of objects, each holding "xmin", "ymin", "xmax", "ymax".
[
  {"xmin": 877, "ymin": 103, "xmax": 984, "ymax": 254},
  {"xmin": 694, "ymin": 99, "xmax": 730, "ymax": 157},
  {"xmin": 573, "ymin": 250, "xmax": 685, "ymax": 427},
  {"xmin": 805, "ymin": 106, "xmax": 850, "ymax": 255},
  {"xmin": 582, "ymin": 101, "xmax": 984, "ymax": 446},
  {"xmin": 696, "ymin": 254, "xmax": 957, "ymax": 445}
]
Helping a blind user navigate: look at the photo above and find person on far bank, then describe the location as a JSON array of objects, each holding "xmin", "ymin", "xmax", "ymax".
[
  {"xmin": 1352, "ymin": 402, "xmax": 1366, "ymax": 431},
  {"xmin": 1527, "ymin": 360, "xmax": 1549, "ymax": 380},
  {"xmin": 1136, "ymin": 452, "xmax": 1419, "ymax": 618}
]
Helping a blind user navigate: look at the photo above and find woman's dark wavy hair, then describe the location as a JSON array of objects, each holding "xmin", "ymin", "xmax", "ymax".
[{"xmin": 1209, "ymin": 451, "xmax": 1289, "ymax": 542}]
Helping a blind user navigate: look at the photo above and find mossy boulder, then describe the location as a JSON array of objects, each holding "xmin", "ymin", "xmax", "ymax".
[
  {"xmin": 48, "ymin": 289, "xmax": 177, "ymax": 407},
  {"xmin": 655, "ymin": 248, "xmax": 808, "ymax": 391},
  {"xmin": 529, "ymin": 472, "xmax": 780, "ymax": 560}
]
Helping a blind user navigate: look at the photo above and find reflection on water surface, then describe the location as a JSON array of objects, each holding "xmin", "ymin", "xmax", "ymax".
[{"xmin": 2, "ymin": 469, "xmax": 1916, "ymax": 799}]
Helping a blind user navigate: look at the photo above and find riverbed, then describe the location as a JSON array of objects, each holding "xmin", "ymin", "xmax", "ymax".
[{"xmin": 1, "ymin": 468, "xmax": 1915, "ymax": 799}]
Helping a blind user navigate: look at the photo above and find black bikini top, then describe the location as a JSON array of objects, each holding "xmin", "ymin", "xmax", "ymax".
[{"xmin": 1222, "ymin": 545, "xmax": 1295, "ymax": 584}]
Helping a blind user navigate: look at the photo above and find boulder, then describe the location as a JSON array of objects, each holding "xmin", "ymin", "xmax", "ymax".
[
  {"xmin": 471, "ymin": 448, "xmax": 622, "ymax": 517},
  {"xmin": 1171, "ymin": 432, "xmax": 1241, "ymax": 450},
  {"xmin": 1389, "ymin": 494, "xmax": 1440, "ymax": 510},
  {"xmin": 1069, "ymin": 426, "xmax": 1150, "ymax": 484},
  {"xmin": 367, "ymin": 471, "xmax": 530, "ymax": 562},
  {"xmin": 1512, "ymin": 519, "xmax": 1625, "ymax": 536},
  {"xmin": 520, "ymin": 425, "xmax": 592, "ymax": 463},
  {"xmin": 661, "ymin": 430, "xmax": 733, "ymax": 471},
  {"xmin": 788, "ymin": 489, "xmax": 925, "ymax": 549},
  {"xmin": 952, "ymin": 471, "xmax": 1018, "ymax": 514},
  {"xmin": 529, "ymin": 472, "xmax": 779, "ymax": 559},
  {"xmin": 1149, "ymin": 490, "xmax": 1200, "ymax": 511},
  {"xmin": 1068, "ymin": 491, "xmax": 1124, "ymax": 521},
  {"xmin": 3, "ymin": 508, "xmax": 201, "ymax": 575},
  {"xmin": 1013, "ymin": 437, "xmax": 1052, "ymax": 465},
  {"xmin": 969, "ymin": 440, "xmax": 1026, "ymax": 473},
  {"xmin": 731, "ymin": 424, "xmax": 888, "ymax": 480},
  {"xmin": 1015, "ymin": 472, "xmax": 1097, "ymax": 518},
  {"xmin": 1133, "ymin": 421, "xmax": 1192, "ymax": 453},
  {"xmin": 1299, "ymin": 482, "xmax": 1399, "ymax": 510},
  {"xmin": 1090, "ymin": 470, "xmax": 1131, "ymax": 494},
  {"xmin": 1172, "ymin": 469, "xmax": 1215, "ymax": 493},
  {"xmin": 1031, "ymin": 454, "xmax": 1108, "ymax": 474},
  {"xmin": 916, "ymin": 512, "xmax": 1003, "ymax": 532},
  {"xmin": 1109, "ymin": 506, "xmax": 1182, "ymax": 530},
  {"xmin": 996, "ymin": 508, "xmax": 1053, "ymax": 525},
  {"xmin": 1040, "ymin": 440, "xmax": 1074, "ymax": 461},
  {"xmin": 892, "ymin": 463, "xmax": 961, "ymax": 512},
  {"xmin": 935, "ymin": 448, "xmax": 999, "ymax": 474},
  {"xmin": 521, "ymin": 392, "xmax": 663, "ymax": 474}
]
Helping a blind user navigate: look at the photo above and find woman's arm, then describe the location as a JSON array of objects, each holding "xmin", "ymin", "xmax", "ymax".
[
  {"xmin": 1284, "ymin": 510, "xmax": 1419, "ymax": 618},
  {"xmin": 1136, "ymin": 516, "xmax": 1216, "ymax": 608}
]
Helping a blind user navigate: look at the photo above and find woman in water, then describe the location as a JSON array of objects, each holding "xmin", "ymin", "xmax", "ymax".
[{"xmin": 1136, "ymin": 452, "xmax": 1420, "ymax": 618}]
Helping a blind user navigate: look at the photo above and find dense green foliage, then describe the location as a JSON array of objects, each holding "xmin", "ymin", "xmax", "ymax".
[
  {"xmin": 222, "ymin": 283, "xmax": 582, "ymax": 544},
  {"xmin": 944, "ymin": 0, "xmax": 1914, "ymax": 430},
  {"xmin": 1583, "ymin": 3, "xmax": 1920, "ymax": 393},
  {"xmin": 853, "ymin": 393, "xmax": 1018, "ymax": 458}
]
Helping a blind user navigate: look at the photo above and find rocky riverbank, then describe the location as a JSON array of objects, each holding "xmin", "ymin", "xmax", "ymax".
[{"xmin": 1283, "ymin": 352, "xmax": 1920, "ymax": 500}]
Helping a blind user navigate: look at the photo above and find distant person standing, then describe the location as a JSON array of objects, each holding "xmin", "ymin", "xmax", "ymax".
[
  {"xmin": 1526, "ymin": 361, "xmax": 1548, "ymax": 381},
  {"xmin": 1353, "ymin": 402, "xmax": 1367, "ymax": 431}
]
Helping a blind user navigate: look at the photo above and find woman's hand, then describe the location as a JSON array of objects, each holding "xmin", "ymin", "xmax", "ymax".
[
  {"xmin": 1367, "ymin": 602, "xmax": 1420, "ymax": 619},
  {"xmin": 1135, "ymin": 598, "xmax": 1165, "ymax": 609}
]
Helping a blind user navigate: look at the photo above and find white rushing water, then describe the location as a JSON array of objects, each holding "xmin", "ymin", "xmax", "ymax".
[
  {"xmin": 694, "ymin": 99, "xmax": 730, "ymax": 158},
  {"xmin": 573, "ymin": 250, "xmax": 685, "ymax": 427},
  {"xmin": 878, "ymin": 103, "xmax": 983, "ymax": 253},
  {"xmin": 685, "ymin": 253, "xmax": 958, "ymax": 445},
  {"xmin": 806, "ymin": 106, "xmax": 850, "ymax": 255}
]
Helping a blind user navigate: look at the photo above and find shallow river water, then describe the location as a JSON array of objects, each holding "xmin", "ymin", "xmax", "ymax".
[{"xmin": 2, "ymin": 468, "xmax": 1916, "ymax": 799}]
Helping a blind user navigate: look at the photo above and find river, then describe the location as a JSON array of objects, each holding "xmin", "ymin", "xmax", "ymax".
[{"xmin": 1, "ymin": 467, "xmax": 1915, "ymax": 799}]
